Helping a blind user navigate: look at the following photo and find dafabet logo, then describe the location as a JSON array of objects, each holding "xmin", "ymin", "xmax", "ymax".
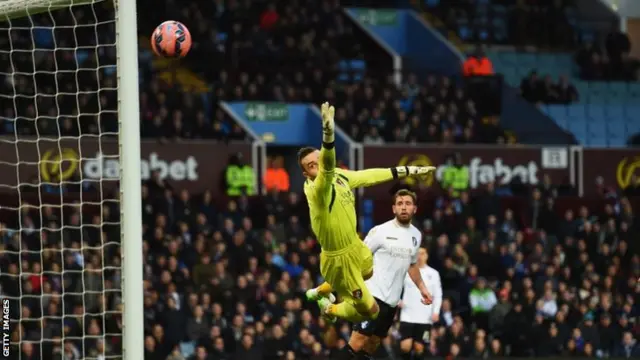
[
  {"xmin": 397, "ymin": 154, "xmax": 435, "ymax": 187},
  {"xmin": 616, "ymin": 156, "xmax": 640, "ymax": 189},
  {"xmin": 38, "ymin": 148, "xmax": 199, "ymax": 182}
]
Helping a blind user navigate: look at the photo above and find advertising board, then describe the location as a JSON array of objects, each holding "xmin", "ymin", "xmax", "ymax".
[
  {"xmin": 1, "ymin": 138, "xmax": 252, "ymax": 195},
  {"xmin": 362, "ymin": 145, "xmax": 572, "ymax": 196}
]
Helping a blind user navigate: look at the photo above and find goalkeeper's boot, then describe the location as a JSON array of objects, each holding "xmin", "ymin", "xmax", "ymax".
[
  {"xmin": 305, "ymin": 288, "xmax": 337, "ymax": 304},
  {"xmin": 317, "ymin": 297, "xmax": 337, "ymax": 323}
]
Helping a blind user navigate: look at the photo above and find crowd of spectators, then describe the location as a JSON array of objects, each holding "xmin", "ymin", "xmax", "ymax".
[
  {"xmin": 1, "ymin": 1, "xmax": 639, "ymax": 360},
  {"xmin": 109, "ymin": 64, "xmax": 506, "ymax": 144},
  {"xmin": 0, "ymin": 1, "xmax": 118, "ymax": 138},
  {"xmin": 0, "ymin": 2, "xmax": 250, "ymax": 142},
  {"xmin": 326, "ymin": 73, "xmax": 507, "ymax": 145},
  {"xmin": 0, "ymin": 0, "xmax": 509, "ymax": 145},
  {"xmin": 136, "ymin": 0, "xmax": 386, "ymax": 83},
  {"xmin": 575, "ymin": 27, "xmax": 639, "ymax": 81},
  {"xmin": 3, "ymin": 168, "xmax": 639, "ymax": 359},
  {"xmin": 427, "ymin": 0, "xmax": 575, "ymax": 48},
  {"xmin": 519, "ymin": 71, "xmax": 579, "ymax": 105}
]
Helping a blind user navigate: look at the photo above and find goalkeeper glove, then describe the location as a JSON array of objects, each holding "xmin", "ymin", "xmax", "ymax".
[
  {"xmin": 395, "ymin": 166, "xmax": 437, "ymax": 178},
  {"xmin": 320, "ymin": 102, "xmax": 335, "ymax": 143}
]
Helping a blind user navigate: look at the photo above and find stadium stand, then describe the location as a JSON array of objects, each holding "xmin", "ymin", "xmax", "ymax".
[
  {"xmin": 136, "ymin": 0, "xmax": 393, "ymax": 89},
  {"xmin": 0, "ymin": 4, "xmax": 247, "ymax": 142},
  {"xmin": 325, "ymin": 73, "xmax": 506, "ymax": 144},
  {"xmin": 0, "ymin": 1, "xmax": 639, "ymax": 360},
  {"xmin": 141, "ymin": 0, "xmax": 509, "ymax": 145},
  {"xmin": 421, "ymin": 0, "xmax": 576, "ymax": 47},
  {"xmin": 416, "ymin": 0, "xmax": 640, "ymax": 147}
]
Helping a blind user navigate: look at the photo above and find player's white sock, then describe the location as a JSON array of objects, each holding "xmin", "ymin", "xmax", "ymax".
[
  {"xmin": 318, "ymin": 297, "xmax": 337, "ymax": 323},
  {"xmin": 305, "ymin": 288, "xmax": 319, "ymax": 301},
  {"xmin": 328, "ymin": 293, "xmax": 336, "ymax": 303},
  {"xmin": 306, "ymin": 288, "xmax": 336, "ymax": 303}
]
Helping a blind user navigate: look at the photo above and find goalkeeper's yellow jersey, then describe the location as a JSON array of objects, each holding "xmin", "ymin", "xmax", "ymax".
[{"xmin": 304, "ymin": 147, "xmax": 395, "ymax": 252}]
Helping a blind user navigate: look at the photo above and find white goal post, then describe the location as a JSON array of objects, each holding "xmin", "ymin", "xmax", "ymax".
[{"xmin": 0, "ymin": 0, "xmax": 143, "ymax": 359}]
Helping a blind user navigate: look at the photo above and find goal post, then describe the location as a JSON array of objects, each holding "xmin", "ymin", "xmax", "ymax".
[
  {"xmin": 0, "ymin": 0, "xmax": 143, "ymax": 359},
  {"xmin": 0, "ymin": 0, "xmax": 96, "ymax": 19},
  {"xmin": 115, "ymin": 0, "xmax": 144, "ymax": 360}
]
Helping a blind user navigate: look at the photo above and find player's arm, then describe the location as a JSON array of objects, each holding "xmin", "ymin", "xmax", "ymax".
[
  {"xmin": 363, "ymin": 226, "xmax": 382, "ymax": 254},
  {"xmin": 409, "ymin": 237, "xmax": 433, "ymax": 304},
  {"xmin": 339, "ymin": 165, "xmax": 437, "ymax": 189},
  {"xmin": 408, "ymin": 264, "xmax": 429, "ymax": 296},
  {"xmin": 431, "ymin": 271, "xmax": 443, "ymax": 314},
  {"xmin": 309, "ymin": 103, "xmax": 337, "ymax": 204}
]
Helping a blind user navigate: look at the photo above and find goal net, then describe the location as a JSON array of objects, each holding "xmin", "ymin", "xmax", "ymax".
[{"xmin": 0, "ymin": 1, "xmax": 142, "ymax": 359}]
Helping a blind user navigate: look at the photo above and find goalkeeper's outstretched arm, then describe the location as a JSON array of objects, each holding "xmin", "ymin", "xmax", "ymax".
[
  {"xmin": 339, "ymin": 165, "xmax": 437, "ymax": 189},
  {"xmin": 317, "ymin": 102, "xmax": 336, "ymax": 183},
  {"xmin": 308, "ymin": 102, "xmax": 337, "ymax": 205}
]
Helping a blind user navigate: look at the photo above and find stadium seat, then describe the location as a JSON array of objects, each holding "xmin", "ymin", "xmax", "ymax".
[
  {"xmin": 586, "ymin": 135, "xmax": 608, "ymax": 147},
  {"xmin": 627, "ymin": 122, "xmax": 640, "ymax": 134},
  {"xmin": 607, "ymin": 121, "xmax": 626, "ymax": 138},
  {"xmin": 567, "ymin": 119, "xmax": 587, "ymax": 132},
  {"xmin": 608, "ymin": 82, "xmax": 628, "ymax": 95},
  {"xmin": 607, "ymin": 137, "xmax": 627, "ymax": 147},
  {"xmin": 552, "ymin": 115, "xmax": 569, "ymax": 130},
  {"xmin": 567, "ymin": 104, "xmax": 586, "ymax": 119},
  {"xmin": 33, "ymin": 28, "xmax": 54, "ymax": 48},
  {"xmin": 586, "ymin": 104, "xmax": 605, "ymax": 119},
  {"xmin": 458, "ymin": 25, "xmax": 473, "ymax": 41},
  {"xmin": 588, "ymin": 82, "xmax": 609, "ymax": 95},
  {"xmin": 351, "ymin": 60, "xmax": 365, "ymax": 69},
  {"xmin": 75, "ymin": 51, "xmax": 90, "ymax": 65},
  {"xmin": 425, "ymin": 0, "xmax": 440, "ymax": 8},
  {"xmin": 587, "ymin": 119, "xmax": 606, "ymax": 137}
]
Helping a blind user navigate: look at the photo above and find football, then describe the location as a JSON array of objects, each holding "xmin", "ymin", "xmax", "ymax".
[{"xmin": 150, "ymin": 21, "xmax": 192, "ymax": 58}]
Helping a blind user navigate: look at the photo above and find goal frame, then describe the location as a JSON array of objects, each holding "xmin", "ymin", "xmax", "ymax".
[
  {"xmin": 1, "ymin": 0, "xmax": 145, "ymax": 358},
  {"xmin": 115, "ymin": 0, "xmax": 145, "ymax": 359}
]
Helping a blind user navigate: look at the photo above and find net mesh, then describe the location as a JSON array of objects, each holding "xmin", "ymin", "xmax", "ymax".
[{"xmin": 0, "ymin": 1, "xmax": 123, "ymax": 359}]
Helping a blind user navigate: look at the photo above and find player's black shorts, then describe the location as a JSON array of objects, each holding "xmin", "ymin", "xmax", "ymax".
[
  {"xmin": 352, "ymin": 297, "xmax": 397, "ymax": 338},
  {"xmin": 399, "ymin": 322, "xmax": 432, "ymax": 343}
]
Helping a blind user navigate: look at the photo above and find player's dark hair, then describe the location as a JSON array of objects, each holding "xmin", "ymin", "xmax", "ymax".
[
  {"xmin": 297, "ymin": 146, "xmax": 317, "ymax": 169},
  {"xmin": 393, "ymin": 189, "xmax": 417, "ymax": 204}
]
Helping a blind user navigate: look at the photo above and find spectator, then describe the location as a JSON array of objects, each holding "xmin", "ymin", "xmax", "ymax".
[
  {"xmin": 488, "ymin": 288, "xmax": 511, "ymax": 337},
  {"xmin": 442, "ymin": 153, "xmax": 470, "ymax": 198},
  {"xmin": 224, "ymin": 153, "xmax": 256, "ymax": 196},
  {"xmin": 575, "ymin": 29, "xmax": 639, "ymax": 81},
  {"xmin": 469, "ymin": 277, "xmax": 497, "ymax": 330},
  {"xmin": 605, "ymin": 23, "xmax": 632, "ymax": 79},
  {"xmin": 463, "ymin": 47, "xmax": 494, "ymax": 77},
  {"xmin": 259, "ymin": 4, "xmax": 279, "ymax": 30},
  {"xmin": 264, "ymin": 156, "xmax": 290, "ymax": 193},
  {"xmin": 186, "ymin": 306, "xmax": 210, "ymax": 343},
  {"xmin": 520, "ymin": 70, "xmax": 542, "ymax": 103},
  {"xmin": 614, "ymin": 332, "xmax": 640, "ymax": 358},
  {"xmin": 556, "ymin": 75, "xmax": 579, "ymax": 104},
  {"xmin": 3, "ymin": 2, "xmax": 640, "ymax": 360},
  {"xmin": 520, "ymin": 71, "xmax": 578, "ymax": 104}
]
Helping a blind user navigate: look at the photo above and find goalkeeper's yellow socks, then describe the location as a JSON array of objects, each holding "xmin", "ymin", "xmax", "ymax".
[
  {"xmin": 317, "ymin": 282, "xmax": 333, "ymax": 296},
  {"xmin": 325, "ymin": 301, "xmax": 379, "ymax": 323}
]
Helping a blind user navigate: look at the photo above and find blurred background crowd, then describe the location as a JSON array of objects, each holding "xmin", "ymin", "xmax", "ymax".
[{"xmin": 0, "ymin": 0, "xmax": 638, "ymax": 360}]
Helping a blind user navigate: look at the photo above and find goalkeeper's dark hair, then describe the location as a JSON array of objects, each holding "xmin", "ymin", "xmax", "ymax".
[
  {"xmin": 393, "ymin": 189, "xmax": 417, "ymax": 204},
  {"xmin": 297, "ymin": 146, "xmax": 317, "ymax": 169}
]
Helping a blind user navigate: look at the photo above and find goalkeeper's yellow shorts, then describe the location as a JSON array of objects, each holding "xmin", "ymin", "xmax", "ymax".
[{"xmin": 320, "ymin": 240, "xmax": 375, "ymax": 312}]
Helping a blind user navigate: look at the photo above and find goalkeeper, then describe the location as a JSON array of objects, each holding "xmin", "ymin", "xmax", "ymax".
[{"xmin": 299, "ymin": 102, "xmax": 436, "ymax": 325}]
